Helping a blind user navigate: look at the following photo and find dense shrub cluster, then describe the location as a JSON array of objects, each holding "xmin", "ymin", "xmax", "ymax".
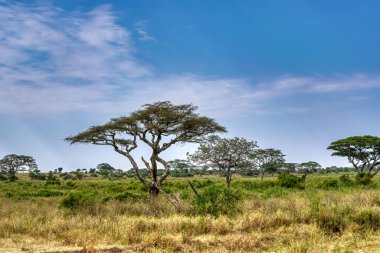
[
  {"xmin": 355, "ymin": 173, "xmax": 373, "ymax": 185},
  {"xmin": 277, "ymin": 173, "xmax": 304, "ymax": 189},
  {"xmin": 60, "ymin": 192, "xmax": 97, "ymax": 211},
  {"xmin": 193, "ymin": 186, "xmax": 243, "ymax": 216}
]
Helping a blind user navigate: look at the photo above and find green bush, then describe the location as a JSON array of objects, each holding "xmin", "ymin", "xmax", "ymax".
[
  {"xmin": 0, "ymin": 173, "xmax": 8, "ymax": 181},
  {"xmin": 319, "ymin": 178, "xmax": 339, "ymax": 189},
  {"xmin": 277, "ymin": 173, "xmax": 304, "ymax": 189},
  {"xmin": 339, "ymin": 174, "xmax": 354, "ymax": 186},
  {"xmin": 34, "ymin": 190, "xmax": 63, "ymax": 197},
  {"xmin": 60, "ymin": 192, "xmax": 95, "ymax": 211},
  {"xmin": 65, "ymin": 181, "xmax": 76, "ymax": 187},
  {"xmin": 114, "ymin": 191, "xmax": 144, "ymax": 201},
  {"xmin": 193, "ymin": 186, "xmax": 242, "ymax": 216},
  {"xmin": 260, "ymin": 186, "xmax": 290, "ymax": 199},
  {"xmin": 355, "ymin": 173, "xmax": 373, "ymax": 185}
]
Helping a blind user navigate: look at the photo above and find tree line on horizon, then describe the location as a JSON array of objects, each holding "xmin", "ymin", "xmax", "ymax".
[{"xmin": 1, "ymin": 101, "xmax": 379, "ymax": 196}]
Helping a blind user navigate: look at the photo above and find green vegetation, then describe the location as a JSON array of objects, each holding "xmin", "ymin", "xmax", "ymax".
[
  {"xmin": 0, "ymin": 173, "xmax": 380, "ymax": 252},
  {"xmin": 1, "ymin": 100, "xmax": 379, "ymax": 252}
]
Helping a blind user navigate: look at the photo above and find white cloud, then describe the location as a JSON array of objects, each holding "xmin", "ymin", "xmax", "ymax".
[
  {"xmin": 0, "ymin": 2, "xmax": 380, "ymax": 117},
  {"xmin": 0, "ymin": 2, "xmax": 150, "ymax": 114}
]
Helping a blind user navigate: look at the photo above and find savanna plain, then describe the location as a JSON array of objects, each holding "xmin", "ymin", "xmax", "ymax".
[{"xmin": 1, "ymin": 173, "xmax": 380, "ymax": 253}]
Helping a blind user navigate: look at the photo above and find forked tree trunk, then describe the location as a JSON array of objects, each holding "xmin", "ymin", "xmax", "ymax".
[{"xmin": 149, "ymin": 185, "xmax": 160, "ymax": 198}]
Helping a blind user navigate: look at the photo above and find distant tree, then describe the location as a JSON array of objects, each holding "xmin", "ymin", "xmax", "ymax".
[
  {"xmin": 46, "ymin": 171, "xmax": 61, "ymax": 185},
  {"xmin": 88, "ymin": 168, "xmax": 97, "ymax": 176},
  {"xmin": 297, "ymin": 161, "xmax": 322, "ymax": 174},
  {"xmin": 96, "ymin": 163, "xmax": 116, "ymax": 177},
  {"xmin": 65, "ymin": 101, "xmax": 225, "ymax": 198},
  {"xmin": 328, "ymin": 135, "xmax": 380, "ymax": 176},
  {"xmin": 189, "ymin": 136, "xmax": 257, "ymax": 188},
  {"xmin": 58, "ymin": 167, "xmax": 63, "ymax": 174},
  {"xmin": 29, "ymin": 169, "xmax": 46, "ymax": 180},
  {"xmin": 251, "ymin": 148, "xmax": 286, "ymax": 180},
  {"xmin": 168, "ymin": 159, "xmax": 194, "ymax": 177},
  {"xmin": 280, "ymin": 163, "xmax": 298, "ymax": 173},
  {"xmin": 0, "ymin": 154, "xmax": 38, "ymax": 181}
]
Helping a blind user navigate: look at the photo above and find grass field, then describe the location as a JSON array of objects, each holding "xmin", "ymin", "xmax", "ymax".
[{"xmin": 1, "ymin": 173, "xmax": 380, "ymax": 252}]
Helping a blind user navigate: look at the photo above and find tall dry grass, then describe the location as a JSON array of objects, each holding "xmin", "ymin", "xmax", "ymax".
[{"xmin": 1, "ymin": 189, "xmax": 380, "ymax": 252}]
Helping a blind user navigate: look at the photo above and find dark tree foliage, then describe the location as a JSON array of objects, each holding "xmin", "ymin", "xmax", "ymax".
[
  {"xmin": 0, "ymin": 154, "xmax": 38, "ymax": 181},
  {"xmin": 189, "ymin": 136, "xmax": 257, "ymax": 188},
  {"xmin": 66, "ymin": 101, "xmax": 226, "ymax": 198},
  {"xmin": 328, "ymin": 135, "xmax": 380, "ymax": 176},
  {"xmin": 96, "ymin": 163, "xmax": 116, "ymax": 177}
]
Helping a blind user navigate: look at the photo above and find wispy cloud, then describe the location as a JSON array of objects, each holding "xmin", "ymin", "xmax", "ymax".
[
  {"xmin": 134, "ymin": 20, "xmax": 156, "ymax": 41},
  {"xmin": 0, "ymin": 2, "xmax": 150, "ymax": 114},
  {"xmin": 0, "ymin": 2, "xmax": 379, "ymax": 117}
]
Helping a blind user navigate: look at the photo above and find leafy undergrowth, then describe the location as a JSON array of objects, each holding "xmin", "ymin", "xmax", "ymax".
[{"xmin": 0, "ymin": 174, "xmax": 380, "ymax": 252}]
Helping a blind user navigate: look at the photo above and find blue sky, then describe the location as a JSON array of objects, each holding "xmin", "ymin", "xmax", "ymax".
[{"xmin": 0, "ymin": 0, "xmax": 379, "ymax": 171}]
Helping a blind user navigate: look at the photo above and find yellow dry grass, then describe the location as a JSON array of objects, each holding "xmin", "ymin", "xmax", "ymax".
[{"xmin": 0, "ymin": 190, "xmax": 380, "ymax": 252}]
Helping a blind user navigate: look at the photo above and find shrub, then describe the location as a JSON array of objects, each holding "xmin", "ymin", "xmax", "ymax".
[
  {"xmin": 34, "ymin": 190, "xmax": 63, "ymax": 197},
  {"xmin": 191, "ymin": 179, "xmax": 216, "ymax": 189},
  {"xmin": 339, "ymin": 174, "xmax": 354, "ymax": 186},
  {"xmin": 60, "ymin": 192, "xmax": 95, "ymax": 211},
  {"xmin": 65, "ymin": 181, "xmax": 76, "ymax": 187},
  {"xmin": 353, "ymin": 209, "xmax": 380, "ymax": 231},
  {"xmin": 319, "ymin": 178, "xmax": 339, "ymax": 189},
  {"xmin": 0, "ymin": 173, "xmax": 8, "ymax": 181},
  {"xmin": 277, "ymin": 173, "xmax": 304, "ymax": 189},
  {"xmin": 114, "ymin": 191, "xmax": 144, "ymax": 201},
  {"xmin": 317, "ymin": 209, "xmax": 348, "ymax": 234},
  {"xmin": 45, "ymin": 172, "xmax": 61, "ymax": 185},
  {"xmin": 193, "ymin": 186, "xmax": 243, "ymax": 216},
  {"xmin": 355, "ymin": 173, "xmax": 373, "ymax": 186}
]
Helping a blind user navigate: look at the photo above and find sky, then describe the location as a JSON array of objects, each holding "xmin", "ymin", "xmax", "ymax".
[{"xmin": 0, "ymin": 0, "xmax": 379, "ymax": 171}]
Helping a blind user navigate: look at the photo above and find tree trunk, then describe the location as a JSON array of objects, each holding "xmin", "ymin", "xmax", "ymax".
[
  {"xmin": 149, "ymin": 153, "xmax": 159, "ymax": 198},
  {"xmin": 226, "ymin": 174, "xmax": 232, "ymax": 188},
  {"xmin": 301, "ymin": 173, "xmax": 307, "ymax": 183},
  {"xmin": 149, "ymin": 185, "xmax": 160, "ymax": 198},
  {"xmin": 261, "ymin": 171, "xmax": 264, "ymax": 181}
]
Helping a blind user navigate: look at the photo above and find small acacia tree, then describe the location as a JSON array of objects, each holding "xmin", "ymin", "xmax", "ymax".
[
  {"xmin": 251, "ymin": 148, "xmax": 285, "ymax": 180},
  {"xmin": 0, "ymin": 154, "xmax": 38, "ymax": 181},
  {"xmin": 188, "ymin": 136, "xmax": 258, "ymax": 188},
  {"xmin": 66, "ymin": 101, "xmax": 226, "ymax": 198},
  {"xmin": 297, "ymin": 161, "xmax": 322, "ymax": 174},
  {"xmin": 328, "ymin": 135, "xmax": 380, "ymax": 176}
]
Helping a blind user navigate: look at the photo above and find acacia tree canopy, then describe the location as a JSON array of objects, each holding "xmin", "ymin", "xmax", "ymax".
[
  {"xmin": 297, "ymin": 161, "xmax": 322, "ymax": 174},
  {"xmin": 328, "ymin": 135, "xmax": 380, "ymax": 176},
  {"xmin": 65, "ymin": 101, "xmax": 226, "ymax": 197},
  {"xmin": 0, "ymin": 154, "xmax": 38, "ymax": 181},
  {"xmin": 251, "ymin": 148, "xmax": 286, "ymax": 180},
  {"xmin": 188, "ymin": 136, "xmax": 258, "ymax": 188}
]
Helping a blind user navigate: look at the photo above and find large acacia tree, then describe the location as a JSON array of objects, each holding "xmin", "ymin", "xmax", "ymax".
[
  {"xmin": 0, "ymin": 154, "xmax": 38, "ymax": 181},
  {"xmin": 328, "ymin": 135, "xmax": 380, "ymax": 176},
  {"xmin": 189, "ymin": 136, "xmax": 258, "ymax": 188},
  {"xmin": 65, "ymin": 101, "xmax": 226, "ymax": 198}
]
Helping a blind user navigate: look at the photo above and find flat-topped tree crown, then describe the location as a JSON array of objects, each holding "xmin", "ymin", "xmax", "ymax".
[
  {"xmin": 328, "ymin": 135, "xmax": 380, "ymax": 176},
  {"xmin": 65, "ymin": 101, "xmax": 226, "ymax": 198}
]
